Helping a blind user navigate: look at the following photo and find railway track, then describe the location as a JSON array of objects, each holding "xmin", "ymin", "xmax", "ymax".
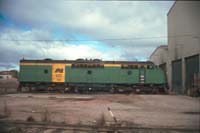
[{"xmin": 0, "ymin": 120, "xmax": 199, "ymax": 133}]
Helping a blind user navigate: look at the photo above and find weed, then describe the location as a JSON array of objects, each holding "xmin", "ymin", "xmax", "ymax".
[
  {"xmin": 96, "ymin": 113, "xmax": 106, "ymax": 126},
  {"xmin": 3, "ymin": 101, "xmax": 11, "ymax": 117},
  {"xmin": 77, "ymin": 118, "xmax": 81, "ymax": 125},
  {"xmin": 26, "ymin": 116, "xmax": 35, "ymax": 122},
  {"xmin": 41, "ymin": 107, "xmax": 51, "ymax": 122}
]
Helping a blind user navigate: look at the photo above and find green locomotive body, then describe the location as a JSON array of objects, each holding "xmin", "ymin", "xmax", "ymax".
[{"xmin": 19, "ymin": 59, "xmax": 167, "ymax": 93}]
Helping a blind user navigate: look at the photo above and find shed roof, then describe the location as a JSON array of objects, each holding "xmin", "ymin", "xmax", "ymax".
[
  {"xmin": 20, "ymin": 59, "xmax": 155, "ymax": 65},
  {"xmin": 150, "ymin": 45, "xmax": 168, "ymax": 59}
]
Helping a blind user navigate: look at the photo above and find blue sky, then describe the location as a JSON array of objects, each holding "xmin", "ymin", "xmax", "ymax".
[{"xmin": 0, "ymin": 0, "xmax": 174, "ymax": 70}]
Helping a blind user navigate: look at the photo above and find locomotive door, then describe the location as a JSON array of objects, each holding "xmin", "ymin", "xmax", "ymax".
[
  {"xmin": 86, "ymin": 69, "xmax": 93, "ymax": 83},
  {"xmin": 139, "ymin": 68, "xmax": 146, "ymax": 84}
]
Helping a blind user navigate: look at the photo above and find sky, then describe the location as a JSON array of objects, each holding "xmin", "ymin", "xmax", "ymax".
[{"xmin": 0, "ymin": 0, "xmax": 174, "ymax": 70}]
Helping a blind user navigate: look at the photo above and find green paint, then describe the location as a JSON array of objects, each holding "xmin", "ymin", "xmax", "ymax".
[
  {"xmin": 145, "ymin": 68, "xmax": 166, "ymax": 84},
  {"xmin": 19, "ymin": 65, "xmax": 52, "ymax": 82},
  {"xmin": 66, "ymin": 66, "xmax": 139, "ymax": 84},
  {"xmin": 19, "ymin": 65, "xmax": 167, "ymax": 85}
]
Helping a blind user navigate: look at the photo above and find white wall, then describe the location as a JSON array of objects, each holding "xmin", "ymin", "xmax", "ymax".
[
  {"xmin": 150, "ymin": 47, "xmax": 168, "ymax": 66},
  {"xmin": 167, "ymin": 1, "xmax": 200, "ymax": 91},
  {"xmin": 168, "ymin": 1, "xmax": 200, "ymax": 60}
]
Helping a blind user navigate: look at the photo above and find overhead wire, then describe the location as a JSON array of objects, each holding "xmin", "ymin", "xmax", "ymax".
[{"xmin": 0, "ymin": 34, "xmax": 199, "ymax": 42}]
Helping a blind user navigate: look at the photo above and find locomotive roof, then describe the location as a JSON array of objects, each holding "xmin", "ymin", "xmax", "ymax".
[{"xmin": 20, "ymin": 59, "xmax": 154, "ymax": 65}]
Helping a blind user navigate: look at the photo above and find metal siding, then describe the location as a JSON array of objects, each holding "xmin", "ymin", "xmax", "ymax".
[
  {"xmin": 66, "ymin": 68, "xmax": 88, "ymax": 83},
  {"xmin": 119, "ymin": 69, "xmax": 139, "ymax": 83},
  {"xmin": 65, "ymin": 66, "xmax": 139, "ymax": 84},
  {"xmin": 91, "ymin": 68, "xmax": 111, "ymax": 83},
  {"xmin": 172, "ymin": 60, "xmax": 182, "ymax": 94},
  {"xmin": 146, "ymin": 69, "xmax": 166, "ymax": 84},
  {"xmin": 185, "ymin": 54, "xmax": 199, "ymax": 89},
  {"xmin": 19, "ymin": 65, "xmax": 52, "ymax": 82}
]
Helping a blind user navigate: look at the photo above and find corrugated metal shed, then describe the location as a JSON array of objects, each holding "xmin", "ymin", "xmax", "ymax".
[
  {"xmin": 172, "ymin": 59, "xmax": 182, "ymax": 94},
  {"xmin": 185, "ymin": 54, "xmax": 200, "ymax": 89}
]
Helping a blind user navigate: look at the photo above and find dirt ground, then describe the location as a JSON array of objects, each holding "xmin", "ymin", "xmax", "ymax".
[
  {"xmin": 0, "ymin": 79, "xmax": 199, "ymax": 132},
  {"xmin": 0, "ymin": 78, "xmax": 18, "ymax": 94},
  {"xmin": 0, "ymin": 93, "xmax": 199, "ymax": 130}
]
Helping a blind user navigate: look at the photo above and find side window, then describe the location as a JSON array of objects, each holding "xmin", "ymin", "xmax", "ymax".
[
  {"xmin": 44, "ymin": 69, "xmax": 48, "ymax": 74},
  {"xmin": 127, "ymin": 70, "xmax": 132, "ymax": 75},
  {"xmin": 87, "ymin": 70, "xmax": 92, "ymax": 75}
]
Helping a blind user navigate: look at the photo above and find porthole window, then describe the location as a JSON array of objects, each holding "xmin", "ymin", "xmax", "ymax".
[
  {"xmin": 44, "ymin": 69, "xmax": 48, "ymax": 74},
  {"xmin": 87, "ymin": 70, "xmax": 92, "ymax": 74},
  {"xmin": 127, "ymin": 70, "xmax": 132, "ymax": 75}
]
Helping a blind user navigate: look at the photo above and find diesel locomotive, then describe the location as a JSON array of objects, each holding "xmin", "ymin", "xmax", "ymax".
[{"xmin": 18, "ymin": 58, "xmax": 168, "ymax": 93}]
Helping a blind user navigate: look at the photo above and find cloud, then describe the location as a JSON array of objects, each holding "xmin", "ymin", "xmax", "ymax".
[
  {"xmin": 0, "ymin": 1, "xmax": 173, "ymax": 37},
  {"xmin": 0, "ymin": 29, "xmax": 124, "ymax": 70},
  {"xmin": 0, "ymin": 1, "xmax": 174, "ymax": 70}
]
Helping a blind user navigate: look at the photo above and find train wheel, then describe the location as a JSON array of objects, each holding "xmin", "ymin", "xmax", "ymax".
[
  {"xmin": 64, "ymin": 87, "xmax": 70, "ymax": 93},
  {"xmin": 29, "ymin": 87, "xmax": 32, "ymax": 92},
  {"xmin": 110, "ymin": 87, "xmax": 115, "ymax": 94},
  {"xmin": 48, "ymin": 87, "xmax": 53, "ymax": 93},
  {"xmin": 17, "ymin": 84, "xmax": 22, "ymax": 92},
  {"xmin": 135, "ymin": 88, "xmax": 141, "ymax": 94},
  {"xmin": 152, "ymin": 88, "xmax": 158, "ymax": 94},
  {"xmin": 155, "ymin": 89, "xmax": 160, "ymax": 94},
  {"xmin": 21, "ymin": 86, "xmax": 25, "ymax": 92},
  {"xmin": 17, "ymin": 87, "xmax": 22, "ymax": 92},
  {"xmin": 74, "ymin": 88, "xmax": 79, "ymax": 93},
  {"xmin": 24, "ymin": 87, "xmax": 29, "ymax": 92}
]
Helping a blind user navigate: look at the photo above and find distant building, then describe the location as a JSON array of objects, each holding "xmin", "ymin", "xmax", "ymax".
[
  {"xmin": 0, "ymin": 74, "xmax": 12, "ymax": 79},
  {"xmin": 0, "ymin": 70, "xmax": 18, "ymax": 79},
  {"xmin": 150, "ymin": 1, "xmax": 200, "ymax": 94},
  {"xmin": 150, "ymin": 45, "xmax": 168, "ymax": 71}
]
